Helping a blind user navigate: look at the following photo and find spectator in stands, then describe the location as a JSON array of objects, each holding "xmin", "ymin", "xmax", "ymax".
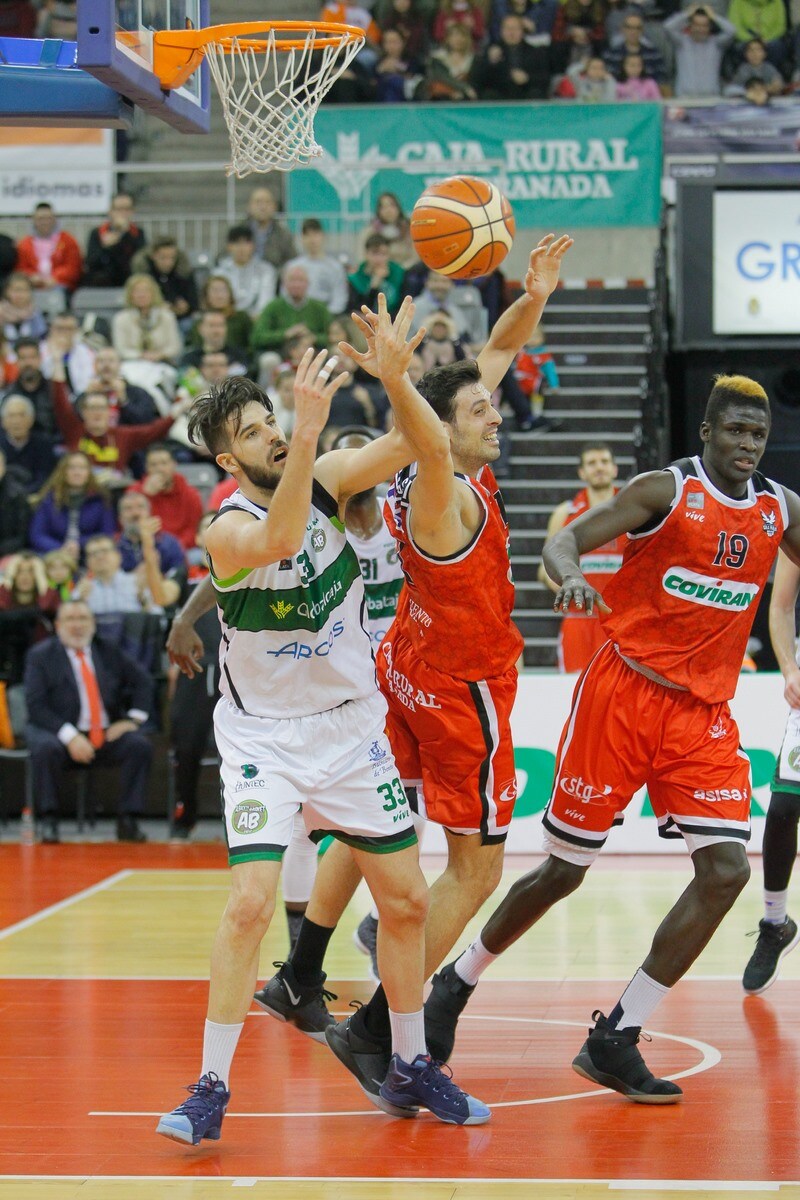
[
  {"xmin": 0, "ymin": 274, "xmax": 48, "ymax": 344},
  {"xmin": 215, "ymin": 225, "xmax": 277, "ymax": 319},
  {"xmin": 131, "ymin": 236, "xmax": 198, "ymax": 327},
  {"xmin": 473, "ymin": 13, "xmax": 552, "ymax": 97},
  {"xmin": 84, "ymin": 345, "xmax": 160, "ymax": 426},
  {"xmin": 513, "ymin": 323, "xmax": 561, "ymax": 430},
  {"xmin": 244, "ymin": 187, "xmax": 296, "ymax": 271},
  {"xmin": 727, "ymin": 0, "xmax": 787, "ymax": 67},
  {"xmin": 28, "ymin": 451, "xmax": 116, "ymax": 560},
  {"xmin": 4, "ymin": 337, "xmax": 58, "ymax": 439},
  {"xmin": 84, "ymin": 193, "xmax": 145, "ymax": 288},
  {"xmin": 379, "ymin": 0, "xmax": 428, "ymax": 58},
  {"xmin": 615, "ymin": 50, "xmax": 662, "ymax": 97},
  {"xmin": 38, "ymin": 0, "xmax": 77, "ymax": 39},
  {"xmin": 187, "ymin": 275, "xmax": 252, "ymax": 357},
  {"xmin": 0, "ymin": 333, "xmax": 16, "ymax": 390},
  {"xmin": 741, "ymin": 75, "xmax": 772, "ymax": 102},
  {"xmin": 15, "ymin": 202, "xmax": 82, "ymax": 294},
  {"xmin": 491, "ymin": 0, "xmax": 559, "ymax": 42},
  {"xmin": 208, "ymin": 472, "xmax": 237, "ymax": 511},
  {"xmin": 664, "ymin": 4, "xmax": 736, "ymax": 96},
  {"xmin": 348, "ymin": 233, "xmax": 406, "ymax": 316},
  {"xmin": 285, "ymin": 219, "xmax": 349, "ymax": 316},
  {"xmin": 0, "ymin": 551, "xmax": 59, "ymax": 625},
  {"xmin": 420, "ymin": 20, "xmax": 479, "ymax": 97},
  {"xmin": 265, "ymin": 368, "xmax": 298, "ymax": 440},
  {"xmin": 604, "ymin": 11, "xmax": 666, "ymax": 86},
  {"xmin": 44, "ymin": 548, "xmax": 78, "ymax": 602},
  {"xmin": 176, "ymin": 349, "xmax": 239, "ymax": 403},
  {"xmin": 725, "ymin": 36, "xmax": 785, "ymax": 93},
  {"xmin": 40, "ymin": 312, "xmax": 96, "ymax": 397},
  {"xmin": 0, "ymin": 394, "xmax": 56, "ymax": 492},
  {"xmin": 178, "ymin": 311, "xmax": 249, "ymax": 374},
  {"xmin": 116, "ymin": 490, "xmax": 186, "ymax": 587},
  {"xmin": 112, "ymin": 274, "xmax": 183, "ymax": 365},
  {"xmin": 417, "ymin": 310, "xmax": 471, "ymax": 373},
  {"xmin": 563, "ymin": 54, "xmax": 618, "ymax": 97},
  {"xmin": 0, "ymin": 231, "xmax": 15, "ymax": 291},
  {"xmin": 551, "ymin": 0, "xmax": 608, "ymax": 72},
  {"xmin": 322, "ymin": 348, "xmax": 377, "ymax": 432},
  {"xmin": 78, "ymin": 523, "xmax": 180, "ymax": 613},
  {"xmin": 374, "ymin": 28, "xmax": 423, "ymax": 99},
  {"xmin": 50, "ymin": 375, "xmax": 186, "ymax": 480},
  {"xmin": 24, "ymin": 597, "xmax": 154, "ymax": 844},
  {"xmin": 128, "ymin": 442, "xmax": 203, "ymax": 550},
  {"xmin": 410, "ymin": 269, "xmax": 487, "ymax": 343},
  {"xmin": 251, "ymin": 264, "xmax": 331, "ymax": 355},
  {"xmin": 0, "ymin": 446, "xmax": 31, "ymax": 557},
  {"xmin": 360, "ymin": 192, "xmax": 417, "ymax": 270},
  {"xmin": 432, "ymin": 0, "xmax": 486, "ymax": 47},
  {"xmin": 321, "ymin": 0, "xmax": 382, "ymax": 65}
]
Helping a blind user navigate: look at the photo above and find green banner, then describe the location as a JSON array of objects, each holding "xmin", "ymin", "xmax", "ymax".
[{"xmin": 287, "ymin": 102, "xmax": 662, "ymax": 229}]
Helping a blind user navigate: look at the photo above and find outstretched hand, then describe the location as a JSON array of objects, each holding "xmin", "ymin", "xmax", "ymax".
[
  {"xmin": 523, "ymin": 234, "xmax": 574, "ymax": 304},
  {"xmin": 292, "ymin": 347, "xmax": 350, "ymax": 437},
  {"xmin": 372, "ymin": 294, "xmax": 426, "ymax": 384}
]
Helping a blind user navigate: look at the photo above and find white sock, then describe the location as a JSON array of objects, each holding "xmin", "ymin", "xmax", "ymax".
[
  {"xmin": 764, "ymin": 889, "xmax": 789, "ymax": 925},
  {"xmin": 389, "ymin": 1009, "xmax": 427, "ymax": 1063},
  {"xmin": 611, "ymin": 968, "xmax": 669, "ymax": 1030},
  {"xmin": 201, "ymin": 1020, "xmax": 244, "ymax": 1088},
  {"xmin": 454, "ymin": 936, "xmax": 497, "ymax": 987}
]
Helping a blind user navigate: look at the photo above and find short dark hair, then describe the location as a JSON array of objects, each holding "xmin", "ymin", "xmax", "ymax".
[
  {"xmin": 226, "ymin": 223, "xmax": 254, "ymax": 243},
  {"xmin": 704, "ymin": 374, "xmax": 770, "ymax": 426},
  {"xmin": 187, "ymin": 376, "xmax": 274, "ymax": 455},
  {"xmin": 34, "ymin": 202, "xmax": 53, "ymax": 212},
  {"xmin": 364, "ymin": 233, "xmax": 389, "ymax": 252},
  {"xmin": 330, "ymin": 425, "xmax": 378, "ymax": 449},
  {"xmin": 14, "ymin": 336, "xmax": 39, "ymax": 355},
  {"xmin": 579, "ymin": 441, "xmax": 616, "ymax": 464},
  {"xmin": 417, "ymin": 360, "xmax": 482, "ymax": 423},
  {"xmin": 151, "ymin": 235, "xmax": 178, "ymax": 252},
  {"xmin": 302, "ymin": 218, "xmax": 324, "ymax": 234},
  {"xmin": 145, "ymin": 441, "xmax": 175, "ymax": 461},
  {"xmin": 77, "ymin": 390, "xmax": 110, "ymax": 414}
]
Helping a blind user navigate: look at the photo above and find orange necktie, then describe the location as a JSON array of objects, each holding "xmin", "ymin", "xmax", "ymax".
[{"xmin": 76, "ymin": 650, "xmax": 105, "ymax": 749}]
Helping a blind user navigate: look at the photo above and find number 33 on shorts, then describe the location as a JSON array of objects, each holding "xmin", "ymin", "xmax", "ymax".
[{"xmin": 378, "ymin": 777, "xmax": 408, "ymax": 812}]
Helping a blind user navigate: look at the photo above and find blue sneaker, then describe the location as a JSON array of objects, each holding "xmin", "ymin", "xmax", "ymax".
[
  {"xmin": 156, "ymin": 1072, "xmax": 230, "ymax": 1145},
  {"xmin": 379, "ymin": 1054, "xmax": 490, "ymax": 1126}
]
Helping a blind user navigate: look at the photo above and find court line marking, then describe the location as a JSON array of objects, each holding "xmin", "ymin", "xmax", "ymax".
[
  {"xmin": 0, "ymin": 973, "xmax": 767, "ymax": 982},
  {"xmin": 89, "ymin": 1015, "xmax": 719, "ymax": 1118},
  {"xmin": 0, "ymin": 1179, "xmax": 787, "ymax": 1188},
  {"xmin": 0, "ymin": 869, "xmax": 132, "ymax": 941}
]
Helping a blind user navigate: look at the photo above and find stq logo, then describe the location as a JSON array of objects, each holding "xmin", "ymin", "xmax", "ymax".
[{"xmin": 735, "ymin": 240, "xmax": 800, "ymax": 282}]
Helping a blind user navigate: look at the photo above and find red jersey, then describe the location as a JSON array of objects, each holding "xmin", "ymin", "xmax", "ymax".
[
  {"xmin": 601, "ymin": 455, "xmax": 787, "ymax": 704},
  {"xmin": 384, "ymin": 463, "xmax": 523, "ymax": 680},
  {"xmin": 565, "ymin": 486, "xmax": 624, "ymax": 595}
]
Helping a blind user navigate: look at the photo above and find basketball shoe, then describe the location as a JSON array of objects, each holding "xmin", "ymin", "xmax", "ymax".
[
  {"xmin": 156, "ymin": 1073, "xmax": 230, "ymax": 1145},
  {"xmin": 423, "ymin": 961, "xmax": 476, "ymax": 1063},
  {"xmin": 743, "ymin": 916, "xmax": 800, "ymax": 994},
  {"xmin": 380, "ymin": 1054, "xmax": 491, "ymax": 1126},
  {"xmin": 325, "ymin": 1006, "xmax": 415, "ymax": 1116},
  {"xmin": 254, "ymin": 960, "xmax": 336, "ymax": 1042},
  {"xmin": 572, "ymin": 1011, "xmax": 682, "ymax": 1104},
  {"xmin": 353, "ymin": 913, "xmax": 380, "ymax": 981}
]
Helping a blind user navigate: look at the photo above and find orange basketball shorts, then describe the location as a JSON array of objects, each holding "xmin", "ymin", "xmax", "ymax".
[
  {"xmin": 557, "ymin": 615, "xmax": 609, "ymax": 674},
  {"xmin": 377, "ymin": 629, "xmax": 518, "ymax": 844},
  {"xmin": 543, "ymin": 642, "xmax": 752, "ymax": 864}
]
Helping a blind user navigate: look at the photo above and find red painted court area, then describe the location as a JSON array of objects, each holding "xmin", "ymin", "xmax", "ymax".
[{"xmin": 1, "ymin": 974, "xmax": 798, "ymax": 1182}]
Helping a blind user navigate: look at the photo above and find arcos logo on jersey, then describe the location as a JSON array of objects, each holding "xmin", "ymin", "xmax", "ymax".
[{"xmin": 662, "ymin": 567, "xmax": 760, "ymax": 610}]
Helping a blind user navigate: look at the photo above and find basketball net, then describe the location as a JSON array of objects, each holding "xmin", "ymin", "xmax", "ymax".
[{"xmin": 203, "ymin": 28, "xmax": 364, "ymax": 177}]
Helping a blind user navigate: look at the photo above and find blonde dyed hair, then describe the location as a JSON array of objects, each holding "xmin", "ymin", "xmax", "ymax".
[{"xmin": 705, "ymin": 374, "xmax": 770, "ymax": 425}]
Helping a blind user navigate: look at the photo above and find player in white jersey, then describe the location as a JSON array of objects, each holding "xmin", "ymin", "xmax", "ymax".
[{"xmin": 156, "ymin": 337, "xmax": 490, "ymax": 1146}]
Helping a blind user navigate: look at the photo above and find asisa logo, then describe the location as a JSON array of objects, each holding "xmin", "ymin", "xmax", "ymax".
[
  {"xmin": 662, "ymin": 567, "xmax": 759, "ymax": 610},
  {"xmin": 267, "ymin": 620, "xmax": 345, "ymax": 658}
]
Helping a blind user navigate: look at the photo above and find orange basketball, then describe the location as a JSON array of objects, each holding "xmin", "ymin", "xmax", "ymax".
[{"xmin": 410, "ymin": 176, "xmax": 515, "ymax": 279}]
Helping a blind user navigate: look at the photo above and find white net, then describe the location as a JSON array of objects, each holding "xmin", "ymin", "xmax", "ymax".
[{"xmin": 204, "ymin": 27, "xmax": 365, "ymax": 178}]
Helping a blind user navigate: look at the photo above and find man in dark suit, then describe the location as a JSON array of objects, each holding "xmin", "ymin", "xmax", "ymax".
[{"xmin": 24, "ymin": 598, "xmax": 154, "ymax": 844}]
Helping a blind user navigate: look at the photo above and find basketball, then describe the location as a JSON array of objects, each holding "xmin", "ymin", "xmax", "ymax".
[{"xmin": 410, "ymin": 175, "xmax": 515, "ymax": 280}]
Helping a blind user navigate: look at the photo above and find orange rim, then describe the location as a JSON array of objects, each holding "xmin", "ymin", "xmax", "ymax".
[{"xmin": 152, "ymin": 20, "xmax": 364, "ymax": 90}]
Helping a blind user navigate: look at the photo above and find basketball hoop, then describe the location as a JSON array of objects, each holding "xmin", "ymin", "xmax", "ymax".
[{"xmin": 152, "ymin": 21, "xmax": 365, "ymax": 177}]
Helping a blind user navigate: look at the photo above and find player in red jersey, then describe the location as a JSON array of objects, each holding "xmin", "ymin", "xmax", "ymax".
[
  {"xmin": 539, "ymin": 442, "xmax": 622, "ymax": 672},
  {"xmin": 254, "ymin": 236, "xmax": 573, "ymax": 1109},
  {"xmin": 425, "ymin": 374, "xmax": 800, "ymax": 1103}
]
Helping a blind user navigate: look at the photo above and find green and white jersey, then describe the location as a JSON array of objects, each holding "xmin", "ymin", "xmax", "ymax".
[
  {"xmin": 347, "ymin": 523, "xmax": 404, "ymax": 651},
  {"xmin": 211, "ymin": 483, "xmax": 377, "ymax": 719}
]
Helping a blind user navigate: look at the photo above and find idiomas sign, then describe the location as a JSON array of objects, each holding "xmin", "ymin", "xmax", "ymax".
[
  {"xmin": 444, "ymin": 673, "xmax": 781, "ymax": 856},
  {"xmin": 287, "ymin": 103, "xmax": 662, "ymax": 229}
]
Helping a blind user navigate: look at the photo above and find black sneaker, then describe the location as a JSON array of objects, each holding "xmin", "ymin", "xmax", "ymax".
[
  {"xmin": 253, "ymin": 961, "xmax": 336, "ymax": 1043},
  {"xmin": 572, "ymin": 1011, "xmax": 682, "ymax": 1104},
  {"xmin": 424, "ymin": 961, "xmax": 476, "ymax": 1064},
  {"xmin": 325, "ymin": 1006, "xmax": 417, "ymax": 1117},
  {"xmin": 743, "ymin": 917, "xmax": 800, "ymax": 995}
]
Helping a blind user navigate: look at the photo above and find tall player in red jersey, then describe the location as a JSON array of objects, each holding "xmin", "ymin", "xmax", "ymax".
[
  {"xmin": 425, "ymin": 375, "xmax": 800, "ymax": 1103},
  {"xmin": 539, "ymin": 442, "xmax": 622, "ymax": 672}
]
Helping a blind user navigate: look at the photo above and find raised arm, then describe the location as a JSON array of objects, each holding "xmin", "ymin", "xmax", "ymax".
[
  {"xmin": 769, "ymin": 550, "xmax": 800, "ymax": 708},
  {"xmin": 476, "ymin": 234, "xmax": 573, "ymax": 392},
  {"xmin": 544, "ymin": 470, "xmax": 675, "ymax": 615}
]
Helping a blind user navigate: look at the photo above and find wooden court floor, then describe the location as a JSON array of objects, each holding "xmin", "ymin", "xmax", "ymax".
[{"xmin": 2, "ymin": 843, "xmax": 800, "ymax": 1200}]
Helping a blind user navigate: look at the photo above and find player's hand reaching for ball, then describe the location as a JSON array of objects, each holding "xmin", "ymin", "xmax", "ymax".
[
  {"xmin": 341, "ymin": 296, "xmax": 425, "ymax": 382},
  {"xmin": 553, "ymin": 573, "xmax": 612, "ymax": 617},
  {"xmin": 524, "ymin": 234, "xmax": 574, "ymax": 304},
  {"xmin": 372, "ymin": 295, "xmax": 427, "ymax": 385},
  {"xmin": 292, "ymin": 347, "xmax": 349, "ymax": 438}
]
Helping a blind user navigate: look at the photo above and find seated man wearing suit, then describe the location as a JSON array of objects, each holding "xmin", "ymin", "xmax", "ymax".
[{"xmin": 24, "ymin": 598, "xmax": 154, "ymax": 844}]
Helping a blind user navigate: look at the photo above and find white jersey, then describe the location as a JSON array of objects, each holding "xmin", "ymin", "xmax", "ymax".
[
  {"xmin": 211, "ymin": 483, "xmax": 377, "ymax": 719},
  {"xmin": 347, "ymin": 522, "xmax": 404, "ymax": 649}
]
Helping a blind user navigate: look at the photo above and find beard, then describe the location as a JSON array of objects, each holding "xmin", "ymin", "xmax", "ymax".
[{"xmin": 235, "ymin": 457, "xmax": 284, "ymax": 492}]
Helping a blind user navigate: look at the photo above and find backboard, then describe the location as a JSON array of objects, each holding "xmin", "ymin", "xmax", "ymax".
[
  {"xmin": 77, "ymin": 0, "xmax": 211, "ymax": 133},
  {"xmin": 0, "ymin": 37, "xmax": 134, "ymax": 127}
]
